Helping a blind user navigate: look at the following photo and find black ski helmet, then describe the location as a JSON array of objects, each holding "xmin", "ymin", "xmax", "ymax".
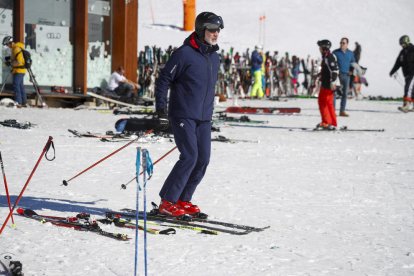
[
  {"xmin": 195, "ymin": 12, "xmax": 224, "ymax": 39},
  {"xmin": 2, "ymin": 35, "xmax": 13, "ymax": 46},
  {"xmin": 317, "ymin": 39, "xmax": 332, "ymax": 50},
  {"xmin": 399, "ymin": 35, "xmax": 410, "ymax": 47}
]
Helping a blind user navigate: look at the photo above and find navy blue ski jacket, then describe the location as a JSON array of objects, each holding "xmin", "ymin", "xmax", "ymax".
[
  {"xmin": 155, "ymin": 33, "xmax": 220, "ymax": 121},
  {"xmin": 251, "ymin": 50, "xmax": 263, "ymax": 72}
]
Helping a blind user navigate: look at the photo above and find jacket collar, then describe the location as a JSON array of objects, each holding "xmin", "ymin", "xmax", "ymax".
[{"xmin": 184, "ymin": 32, "xmax": 219, "ymax": 54}]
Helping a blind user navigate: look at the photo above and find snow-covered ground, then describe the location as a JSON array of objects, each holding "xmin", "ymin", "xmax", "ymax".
[
  {"xmin": 0, "ymin": 98, "xmax": 414, "ymax": 275},
  {"xmin": 1, "ymin": 1, "xmax": 414, "ymax": 275},
  {"xmin": 138, "ymin": 0, "xmax": 414, "ymax": 97}
]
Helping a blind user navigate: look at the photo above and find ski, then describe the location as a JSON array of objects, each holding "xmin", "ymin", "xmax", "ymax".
[
  {"xmin": 97, "ymin": 217, "xmax": 176, "ymax": 235},
  {"xmin": 212, "ymin": 135, "xmax": 259, "ymax": 144},
  {"xmin": 106, "ymin": 210, "xmax": 254, "ymax": 235},
  {"xmin": 100, "ymin": 216, "xmax": 217, "ymax": 235},
  {"xmin": 0, "ymin": 119, "xmax": 33, "ymax": 129},
  {"xmin": 227, "ymin": 123, "xmax": 385, "ymax": 132},
  {"xmin": 225, "ymin": 106, "xmax": 301, "ymax": 114},
  {"xmin": 113, "ymin": 107, "xmax": 155, "ymax": 115},
  {"xmin": 16, "ymin": 208, "xmax": 130, "ymax": 241},
  {"xmin": 112, "ymin": 204, "xmax": 269, "ymax": 232},
  {"xmin": 397, "ymin": 106, "xmax": 413, "ymax": 113},
  {"xmin": 213, "ymin": 113, "xmax": 268, "ymax": 124},
  {"xmin": 68, "ymin": 129, "xmax": 134, "ymax": 139}
]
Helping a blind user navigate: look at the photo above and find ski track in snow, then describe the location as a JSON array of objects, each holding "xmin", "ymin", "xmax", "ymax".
[{"xmin": 0, "ymin": 98, "xmax": 413, "ymax": 275}]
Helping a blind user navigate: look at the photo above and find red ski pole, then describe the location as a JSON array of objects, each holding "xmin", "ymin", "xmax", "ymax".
[
  {"xmin": 62, "ymin": 130, "xmax": 153, "ymax": 186},
  {"xmin": 0, "ymin": 136, "xmax": 55, "ymax": 235},
  {"xmin": 121, "ymin": 145, "xmax": 177, "ymax": 189},
  {"xmin": 0, "ymin": 152, "xmax": 15, "ymax": 227}
]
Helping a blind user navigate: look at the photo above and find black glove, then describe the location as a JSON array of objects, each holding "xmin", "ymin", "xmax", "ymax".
[{"xmin": 156, "ymin": 110, "xmax": 169, "ymax": 131}]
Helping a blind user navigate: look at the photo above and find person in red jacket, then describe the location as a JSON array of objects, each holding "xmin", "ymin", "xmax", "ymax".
[{"xmin": 316, "ymin": 40, "xmax": 339, "ymax": 130}]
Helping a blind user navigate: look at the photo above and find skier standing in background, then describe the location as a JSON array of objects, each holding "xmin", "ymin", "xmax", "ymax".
[
  {"xmin": 316, "ymin": 39, "xmax": 339, "ymax": 130},
  {"xmin": 250, "ymin": 45, "xmax": 265, "ymax": 98},
  {"xmin": 389, "ymin": 35, "xmax": 414, "ymax": 112},
  {"xmin": 332, "ymin": 37, "xmax": 356, "ymax": 117}
]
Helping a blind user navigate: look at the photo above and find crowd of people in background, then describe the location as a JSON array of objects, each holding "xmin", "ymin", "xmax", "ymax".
[{"xmin": 133, "ymin": 41, "xmax": 369, "ymax": 106}]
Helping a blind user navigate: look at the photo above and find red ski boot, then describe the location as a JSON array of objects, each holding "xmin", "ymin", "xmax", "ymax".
[
  {"xmin": 176, "ymin": 200, "xmax": 200, "ymax": 215},
  {"xmin": 159, "ymin": 200, "xmax": 185, "ymax": 217}
]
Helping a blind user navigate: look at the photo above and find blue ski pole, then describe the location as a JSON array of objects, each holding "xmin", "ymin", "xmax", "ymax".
[
  {"xmin": 141, "ymin": 149, "xmax": 153, "ymax": 276},
  {"xmin": 134, "ymin": 147, "xmax": 141, "ymax": 276}
]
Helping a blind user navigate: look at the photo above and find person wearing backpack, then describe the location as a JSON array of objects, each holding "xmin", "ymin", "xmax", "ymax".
[{"xmin": 2, "ymin": 36, "xmax": 27, "ymax": 107}]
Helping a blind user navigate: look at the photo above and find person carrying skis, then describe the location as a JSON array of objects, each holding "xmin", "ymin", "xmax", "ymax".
[
  {"xmin": 250, "ymin": 45, "xmax": 265, "ymax": 98},
  {"xmin": 2, "ymin": 36, "xmax": 27, "ymax": 107},
  {"xmin": 332, "ymin": 37, "xmax": 356, "ymax": 117},
  {"xmin": 316, "ymin": 40, "xmax": 339, "ymax": 130},
  {"xmin": 389, "ymin": 35, "xmax": 414, "ymax": 111},
  {"xmin": 155, "ymin": 12, "xmax": 224, "ymax": 217}
]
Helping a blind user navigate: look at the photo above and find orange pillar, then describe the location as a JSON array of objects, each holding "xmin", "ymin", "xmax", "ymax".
[
  {"xmin": 112, "ymin": 0, "xmax": 138, "ymax": 84},
  {"xmin": 13, "ymin": 0, "xmax": 24, "ymax": 42},
  {"xmin": 183, "ymin": 0, "xmax": 196, "ymax": 31}
]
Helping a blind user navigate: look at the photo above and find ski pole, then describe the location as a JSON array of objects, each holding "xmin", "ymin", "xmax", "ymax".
[
  {"xmin": 0, "ymin": 152, "xmax": 15, "ymax": 227},
  {"xmin": 63, "ymin": 130, "xmax": 153, "ymax": 186},
  {"xmin": 0, "ymin": 136, "xmax": 55, "ymax": 235},
  {"xmin": 141, "ymin": 149, "xmax": 153, "ymax": 276},
  {"xmin": 121, "ymin": 145, "xmax": 177, "ymax": 189},
  {"xmin": 134, "ymin": 147, "xmax": 141, "ymax": 276}
]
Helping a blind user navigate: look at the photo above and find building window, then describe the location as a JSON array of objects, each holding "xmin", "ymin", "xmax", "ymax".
[
  {"xmin": 87, "ymin": 0, "xmax": 112, "ymax": 89},
  {"xmin": 24, "ymin": 0, "xmax": 74, "ymax": 87},
  {"xmin": 0, "ymin": 0, "xmax": 13, "ymax": 88}
]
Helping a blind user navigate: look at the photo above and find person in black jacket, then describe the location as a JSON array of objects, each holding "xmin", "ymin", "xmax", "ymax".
[
  {"xmin": 155, "ymin": 12, "xmax": 223, "ymax": 217},
  {"xmin": 316, "ymin": 40, "xmax": 339, "ymax": 130},
  {"xmin": 390, "ymin": 35, "xmax": 414, "ymax": 111}
]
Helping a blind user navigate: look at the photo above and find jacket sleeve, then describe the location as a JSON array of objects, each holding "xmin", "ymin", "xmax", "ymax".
[
  {"xmin": 12, "ymin": 48, "xmax": 25, "ymax": 68},
  {"xmin": 327, "ymin": 54, "xmax": 339, "ymax": 83},
  {"xmin": 155, "ymin": 51, "xmax": 183, "ymax": 112},
  {"xmin": 389, "ymin": 52, "xmax": 402, "ymax": 76}
]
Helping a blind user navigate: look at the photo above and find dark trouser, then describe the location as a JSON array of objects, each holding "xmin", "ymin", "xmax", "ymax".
[
  {"xmin": 159, "ymin": 118, "xmax": 211, "ymax": 203},
  {"xmin": 114, "ymin": 82, "xmax": 134, "ymax": 103},
  {"xmin": 334, "ymin": 73, "xmax": 350, "ymax": 112},
  {"xmin": 404, "ymin": 75, "xmax": 414, "ymax": 99},
  {"xmin": 13, "ymin": 73, "xmax": 26, "ymax": 105}
]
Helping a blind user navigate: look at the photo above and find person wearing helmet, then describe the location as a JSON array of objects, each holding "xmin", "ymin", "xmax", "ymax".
[
  {"xmin": 316, "ymin": 39, "xmax": 339, "ymax": 130},
  {"xmin": 155, "ymin": 12, "xmax": 223, "ymax": 217},
  {"xmin": 250, "ymin": 45, "xmax": 265, "ymax": 98},
  {"xmin": 332, "ymin": 37, "xmax": 356, "ymax": 117},
  {"xmin": 389, "ymin": 35, "xmax": 414, "ymax": 112},
  {"xmin": 2, "ymin": 35, "xmax": 27, "ymax": 107}
]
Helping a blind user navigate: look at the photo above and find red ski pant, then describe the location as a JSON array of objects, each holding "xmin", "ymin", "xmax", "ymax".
[{"xmin": 318, "ymin": 87, "xmax": 337, "ymax": 126}]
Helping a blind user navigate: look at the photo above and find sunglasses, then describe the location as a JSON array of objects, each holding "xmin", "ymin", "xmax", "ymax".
[
  {"xmin": 207, "ymin": 28, "xmax": 220, "ymax": 33},
  {"xmin": 340, "ymin": 42, "xmax": 347, "ymax": 45}
]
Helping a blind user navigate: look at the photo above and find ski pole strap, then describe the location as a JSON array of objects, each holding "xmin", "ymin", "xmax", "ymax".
[
  {"xmin": 135, "ymin": 147, "xmax": 141, "ymax": 191},
  {"xmin": 44, "ymin": 136, "xmax": 55, "ymax": 161},
  {"xmin": 141, "ymin": 149, "xmax": 153, "ymax": 181}
]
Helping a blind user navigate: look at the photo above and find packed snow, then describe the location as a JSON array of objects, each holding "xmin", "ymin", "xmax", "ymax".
[{"xmin": 1, "ymin": 0, "xmax": 414, "ymax": 275}]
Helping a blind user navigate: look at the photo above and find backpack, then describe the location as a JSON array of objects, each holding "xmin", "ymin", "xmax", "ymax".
[{"xmin": 17, "ymin": 48, "xmax": 32, "ymax": 69}]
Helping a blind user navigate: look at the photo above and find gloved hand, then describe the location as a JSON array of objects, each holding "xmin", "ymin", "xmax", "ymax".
[{"xmin": 156, "ymin": 109, "xmax": 169, "ymax": 131}]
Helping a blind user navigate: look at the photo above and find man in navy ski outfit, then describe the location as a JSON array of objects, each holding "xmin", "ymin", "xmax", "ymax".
[{"xmin": 155, "ymin": 12, "xmax": 223, "ymax": 217}]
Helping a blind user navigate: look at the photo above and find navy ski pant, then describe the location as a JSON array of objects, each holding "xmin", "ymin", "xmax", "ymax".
[{"xmin": 159, "ymin": 117, "xmax": 211, "ymax": 203}]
